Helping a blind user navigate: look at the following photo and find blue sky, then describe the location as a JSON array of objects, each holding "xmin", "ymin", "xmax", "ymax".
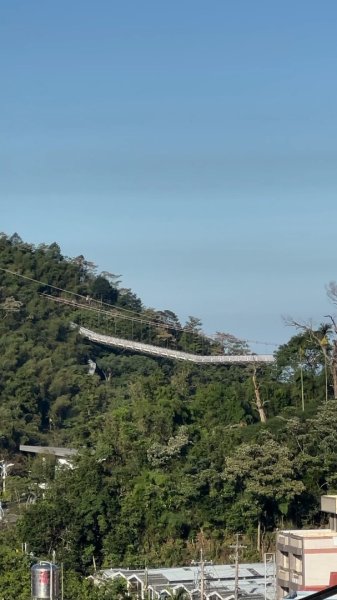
[{"xmin": 1, "ymin": 1, "xmax": 337, "ymax": 350}]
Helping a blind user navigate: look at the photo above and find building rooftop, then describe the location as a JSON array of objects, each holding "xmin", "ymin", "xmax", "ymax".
[
  {"xmin": 97, "ymin": 562, "xmax": 274, "ymax": 600},
  {"xmin": 20, "ymin": 444, "xmax": 78, "ymax": 457},
  {"xmin": 279, "ymin": 528, "xmax": 337, "ymax": 538}
]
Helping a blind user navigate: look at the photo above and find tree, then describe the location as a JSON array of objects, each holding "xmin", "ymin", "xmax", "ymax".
[
  {"xmin": 251, "ymin": 367, "xmax": 267, "ymax": 423},
  {"xmin": 286, "ymin": 317, "xmax": 337, "ymax": 399},
  {"xmin": 222, "ymin": 433, "xmax": 304, "ymax": 548},
  {"xmin": 147, "ymin": 426, "xmax": 189, "ymax": 467},
  {"xmin": 179, "ymin": 316, "xmax": 207, "ymax": 354},
  {"xmin": 91, "ymin": 276, "xmax": 118, "ymax": 304},
  {"xmin": 295, "ymin": 400, "xmax": 337, "ymax": 490},
  {"xmin": 100, "ymin": 271, "xmax": 122, "ymax": 288},
  {"xmin": 213, "ymin": 332, "xmax": 250, "ymax": 356},
  {"xmin": 3, "ymin": 231, "xmax": 337, "ymax": 569},
  {"xmin": 117, "ymin": 288, "xmax": 142, "ymax": 312},
  {"xmin": 184, "ymin": 316, "xmax": 202, "ymax": 333},
  {"xmin": 0, "ymin": 296, "xmax": 23, "ymax": 317},
  {"xmin": 0, "ymin": 536, "xmax": 31, "ymax": 600}
]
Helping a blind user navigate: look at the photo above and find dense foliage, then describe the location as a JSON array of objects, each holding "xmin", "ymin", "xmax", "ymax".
[{"xmin": 1, "ymin": 232, "xmax": 337, "ymax": 581}]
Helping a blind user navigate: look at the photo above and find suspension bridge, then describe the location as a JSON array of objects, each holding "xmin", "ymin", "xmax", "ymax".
[
  {"xmin": 73, "ymin": 324, "xmax": 275, "ymax": 364},
  {"xmin": 0, "ymin": 267, "xmax": 276, "ymax": 365}
]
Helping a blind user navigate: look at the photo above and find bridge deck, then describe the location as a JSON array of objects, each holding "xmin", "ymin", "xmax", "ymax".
[{"xmin": 76, "ymin": 325, "xmax": 275, "ymax": 364}]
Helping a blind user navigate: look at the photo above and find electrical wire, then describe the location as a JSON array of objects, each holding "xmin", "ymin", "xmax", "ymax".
[{"xmin": 0, "ymin": 266, "xmax": 279, "ymax": 348}]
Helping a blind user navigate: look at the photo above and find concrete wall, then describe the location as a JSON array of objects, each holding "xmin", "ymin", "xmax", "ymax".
[{"xmin": 303, "ymin": 551, "xmax": 337, "ymax": 588}]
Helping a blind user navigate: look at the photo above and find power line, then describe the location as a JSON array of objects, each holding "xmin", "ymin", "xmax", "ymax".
[
  {"xmin": 0, "ymin": 267, "xmax": 138, "ymax": 318},
  {"xmin": 0, "ymin": 266, "xmax": 279, "ymax": 348}
]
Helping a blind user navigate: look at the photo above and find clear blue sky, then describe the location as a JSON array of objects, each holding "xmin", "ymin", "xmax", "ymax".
[{"xmin": 1, "ymin": 1, "xmax": 337, "ymax": 350}]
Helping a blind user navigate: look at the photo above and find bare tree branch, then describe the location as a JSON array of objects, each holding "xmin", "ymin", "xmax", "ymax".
[{"xmin": 326, "ymin": 282, "xmax": 337, "ymax": 305}]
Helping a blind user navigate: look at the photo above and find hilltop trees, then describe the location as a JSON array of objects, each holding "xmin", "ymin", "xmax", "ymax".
[
  {"xmin": 2, "ymin": 232, "xmax": 337, "ymax": 571},
  {"xmin": 90, "ymin": 276, "xmax": 118, "ymax": 304}
]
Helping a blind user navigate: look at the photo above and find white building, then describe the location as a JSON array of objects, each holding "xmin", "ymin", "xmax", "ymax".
[{"xmin": 276, "ymin": 496, "xmax": 337, "ymax": 598}]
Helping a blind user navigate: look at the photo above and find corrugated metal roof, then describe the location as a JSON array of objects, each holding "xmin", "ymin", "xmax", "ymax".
[
  {"xmin": 140, "ymin": 563, "xmax": 266, "ymax": 583},
  {"xmin": 97, "ymin": 562, "xmax": 272, "ymax": 600},
  {"xmin": 20, "ymin": 444, "xmax": 78, "ymax": 457}
]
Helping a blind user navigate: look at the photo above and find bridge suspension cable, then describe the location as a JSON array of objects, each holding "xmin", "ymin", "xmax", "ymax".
[{"xmin": 0, "ymin": 266, "xmax": 278, "ymax": 357}]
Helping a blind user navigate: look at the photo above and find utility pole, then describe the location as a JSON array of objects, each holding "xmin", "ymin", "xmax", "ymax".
[
  {"xmin": 0, "ymin": 460, "xmax": 14, "ymax": 494},
  {"xmin": 192, "ymin": 548, "xmax": 212, "ymax": 600},
  {"xmin": 144, "ymin": 566, "xmax": 148, "ymax": 596},
  {"xmin": 229, "ymin": 534, "xmax": 247, "ymax": 600},
  {"xmin": 200, "ymin": 548, "xmax": 205, "ymax": 600}
]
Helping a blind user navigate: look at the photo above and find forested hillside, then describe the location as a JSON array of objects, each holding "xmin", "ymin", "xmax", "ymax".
[{"xmin": 1, "ymin": 231, "xmax": 337, "ymax": 576}]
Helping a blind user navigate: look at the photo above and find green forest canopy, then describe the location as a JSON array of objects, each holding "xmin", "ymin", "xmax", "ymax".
[{"xmin": 1, "ymin": 231, "xmax": 337, "ymax": 581}]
